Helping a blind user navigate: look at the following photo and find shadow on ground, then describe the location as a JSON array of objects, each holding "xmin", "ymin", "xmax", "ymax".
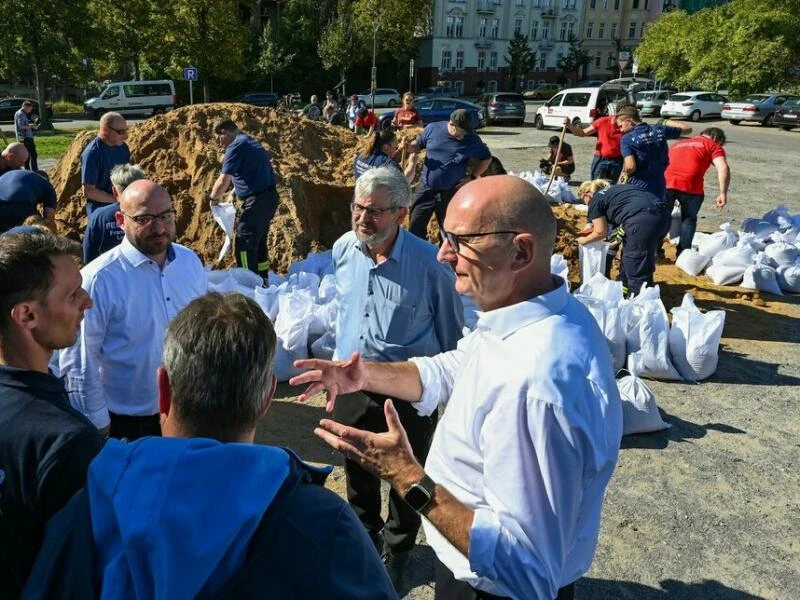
[
  {"xmin": 577, "ymin": 577, "xmax": 765, "ymax": 599},
  {"xmin": 621, "ymin": 409, "xmax": 745, "ymax": 450},
  {"xmin": 708, "ymin": 345, "xmax": 800, "ymax": 386}
]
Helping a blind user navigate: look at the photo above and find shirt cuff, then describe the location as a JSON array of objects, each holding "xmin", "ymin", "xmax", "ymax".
[
  {"xmin": 468, "ymin": 507, "xmax": 501, "ymax": 580},
  {"xmin": 408, "ymin": 357, "xmax": 441, "ymax": 417}
]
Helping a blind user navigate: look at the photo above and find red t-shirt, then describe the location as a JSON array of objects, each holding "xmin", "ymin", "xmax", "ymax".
[
  {"xmin": 592, "ymin": 116, "xmax": 623, "ymax": 159},
  {"xmin": 393, "ymin": 108, "xmax": 421, "ymax": 129},
  {"xmin": 355, "ymin": 111, "xmax": 378, "ymax": 133},
  {"xmin": 665, "ymin": 135, "xmax": 726, "ymax": 195}
]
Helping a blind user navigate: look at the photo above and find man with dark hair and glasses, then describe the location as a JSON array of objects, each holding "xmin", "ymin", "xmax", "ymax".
[
  {"xmin": 329, "ymin": 165, "xmax": 463, "ymax": 589},
  {"xmin": 293, "ymin": 175, "xmax": 622, "ymax": 600},
  {"xmin": 0, "ymin": 232, "xmax": 101, "ymax": 597},
  {"xmin": 60, "ymin": 180, "xmax": 207, "ymax": 441},
  {"xmin": 80, "ymin": 112, "xmax": 132, "ymax": 216}
]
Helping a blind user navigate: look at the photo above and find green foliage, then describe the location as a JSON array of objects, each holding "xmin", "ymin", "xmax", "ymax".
[
  {"xmin": 352, "ymin": 0, "xmax": 432, "ymax": 62},
  {"xmin": 558, "ymin": 37, "xmax": 592, "ymax": 82},
  {"xmin": 318, "ymin": 0, "xmax": 358, "ymax": 76},
  {"xmin": 505, "ymin": 34, "xmax": 536, "ymax": 90},
  {"xmin": 52, "ymin": 101, "xmax": 84, "ymax": 113}
]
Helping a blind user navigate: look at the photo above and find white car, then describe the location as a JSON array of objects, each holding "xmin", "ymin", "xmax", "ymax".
[
  {"xmin": 356, "ymin": 88, "xmax": 401, "ymax": 108},
  {"xmin": 534, "ymin": 86, "xmax": 628, "ymax": 130},
  {"xmin": 660, "ymin": 91, "xmax": 727, "ymax": 121}
]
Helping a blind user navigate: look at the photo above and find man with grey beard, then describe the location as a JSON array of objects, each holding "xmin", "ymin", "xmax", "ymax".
[{"xmin": 330, "ymin": 166, "xmax": 463, "ymax": 589}]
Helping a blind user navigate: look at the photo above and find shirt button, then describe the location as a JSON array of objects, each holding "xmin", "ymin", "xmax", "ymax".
[
  {"xmin": 364, "ymin": 313, "xmax": 369, "ymax": 317},
  {"xmin": 166, "ymin": 297, "xmax": 171, "ymax": 301},
  {"xmin": 359, "ymin": 336, "xmax": 364, "ymax": 340}
]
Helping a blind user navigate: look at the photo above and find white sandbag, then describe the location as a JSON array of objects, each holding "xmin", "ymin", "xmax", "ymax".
[
  {"xmin": 617, "ymin": 374, "xmax": 670, "ymax": 435},
  {"xmin": 266, "ymin": 271, "xmax": 286, "ymax": 287},
  {"xmin": 317, "ymin": 274, "xmax": 337, "ymax": 304},
  {"xmin": 210, "ymin": 202, "xmax": 236, "ymax": 263},
  {"xmin": 777, "ymin": 260, "xmax": 800, "ymax": 293},
  {"xmin": 668, "ymin": 202, "xmax": 681, "ymax": 245},
  {"xmin": 310, "ymin": 331, "xmax": 336, "ymax": 360},
  {"xmin": 706, "ymin": 262, "xmax": 745, "ymax": 286},
  {"xmin": 575, "ymin": 295, "xmax": 628, "ymax": 371},
  {"xmin": 579, "ymin": 241, "xmax": 609, "ymax": 284},
  {"xmin": 764, "ymin": 232, "xmax": 798, "ymax": 267},
  {"xmin": 711, "ymin": 243, "xmax": 756, "ymax": 269},
  {"xmin": 736, "ymin": 232, "xmax": 766, "ymax": 253},
  {"xmin": 762, "ymin": 205, "xmax": 793, "ymax": 229},
  {"xmin": 741, "ymin": 253, "xmax": 783, "ymax": 296},
  {"xmin": 697, "ymin": 222, "xmax": 737, "ymax": 257},
  {"xmin": 668, "ymin": 293, "xmax": 725, "ymax": 381},
  {"xmin": 691, "ymin": 231, "xmax": 709, "ymax": 249},
  {"xmin": 626, "ymin": 286, "xmax": 683, "ymax": 381},
  {"xmin": 741, "ymin": 218, "xmax": 778, "ymax": 241},
  {"xmin": 576, "ymin": 272, "xmax": 625, "ymax": 304},
  {"xmin": 550, "ymin": 253, "xmax": 570, "ymax": 287},
  {"xmin": 284, "ymin": 271, "xmax": 322, "ymax": 298},
  {"xmin": 254, "ymin": 284, "xmax": 281, "ymax": 321},
  {"xmin": 675, "ymin": 249, "xmax": 710, "ymax": 277},
  {"xmin": 272, "ymin": 289, "xmax": 316, "ymax": 381},
  {"xmin": 288, "ymin": 251, "xmax": 334, "ymax": 278},
  {"xmin": 207, "ymin": 268, "xmax": 262, "ymax": 298}
]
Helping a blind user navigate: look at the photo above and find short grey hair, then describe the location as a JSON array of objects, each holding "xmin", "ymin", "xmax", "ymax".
[
  {"xmin": 110, "ymin": 163, "xmax": 146, "ymax": 194},
  {"xmin": 99, "ymin": 111, "xmax": 124, "ymax": 127},
  {"xmin": 354, "ymin": 165, "xmax": 412, "ymax": 208},
  {"xmin": 162, "ymin": 292, "xmax": 277, "ymax": 440}
]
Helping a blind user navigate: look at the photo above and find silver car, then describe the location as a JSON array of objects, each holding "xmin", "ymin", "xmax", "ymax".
[
  {"xmin": 356, "ymin": 88, "xmax": 402, "ymax": 108},
  {"xmin": 635, "ymin": 90, "xmax": 672, "ymax": 117},
  {"xmin": 721, "ymin": 93, "xmax": 799, "ymax": 127}
]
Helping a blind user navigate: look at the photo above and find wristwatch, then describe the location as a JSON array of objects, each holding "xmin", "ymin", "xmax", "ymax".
[{"xmin": 403, "ymin": 474, "xmax": 436, "ymax": 514}]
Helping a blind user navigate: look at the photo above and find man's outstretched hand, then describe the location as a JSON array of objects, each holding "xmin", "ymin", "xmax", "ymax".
[
  {"xmin": 315, "ymin": 399, "xmax": 424, "ymax": 492},
  {"xmin": 290, "ymin": 352, "xmax": 367, "ymax": 412}
]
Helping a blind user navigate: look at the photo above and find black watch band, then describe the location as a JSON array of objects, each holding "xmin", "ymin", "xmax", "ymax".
[{"xmin": 403, "ymin": 474, "xmax": 436, "ymax": 514}]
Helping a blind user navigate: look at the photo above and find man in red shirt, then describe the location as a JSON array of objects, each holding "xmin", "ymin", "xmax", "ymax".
[
  {"xmin": 565, "ymin": 112, "xmax": 626, "ymax": 182},
  {"xmin": 665, "ymin": 127, "xmax": 730, "ymax": 255}
]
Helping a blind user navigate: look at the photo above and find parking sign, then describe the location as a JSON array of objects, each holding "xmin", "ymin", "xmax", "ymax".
[{"xmin": 183, "ymin": 67, "xmax": 198, "ymax": 81}]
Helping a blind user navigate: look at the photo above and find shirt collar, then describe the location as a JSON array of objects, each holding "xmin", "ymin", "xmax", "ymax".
[
  {"xmin": 0, "ymin": 364, "xmax": 67, "ymax": 396},
  {"xmin": 356, "ymin": 226, "xmax": 406, "ymax": 264},
  {"xmin": 120, "ymin": 236, "xmax": 176, "ymax": 268},
  {"xmin": 475, "ymin": 276, "xmax": 569, "ymax": 339}
]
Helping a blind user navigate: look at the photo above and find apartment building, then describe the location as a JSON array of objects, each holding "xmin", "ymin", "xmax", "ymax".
[{"xmin": 415, "ymin": 0, "xmax": 586, "ymax": 95}]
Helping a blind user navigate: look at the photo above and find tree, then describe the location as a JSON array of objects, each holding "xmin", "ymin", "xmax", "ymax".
[
  {"xmin": 352, "ymin": 0, "xmax": 432, "ymax": 63},
  {"xmin": 558, "ymin": 36, "xmax": 592, "ymax": 84},
  {"xmin": 258, "ymin": 25, "xmax": 296, "ymax": 93},
  {"xmin": 505, "ymin": 34, "xmax": 537, "ymax": 91},
  {"xmin": 318, "ymin": 1, "xmax": 359, "ymax": 95}
]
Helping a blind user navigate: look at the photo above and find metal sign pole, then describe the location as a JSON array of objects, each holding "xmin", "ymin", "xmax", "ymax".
[{"xmin": 189, "ymin": 80, "xmax": 194, "ymax": 105}]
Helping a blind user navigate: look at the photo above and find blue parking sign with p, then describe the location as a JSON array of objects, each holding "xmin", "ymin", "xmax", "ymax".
[{"xmin": 184, "ymin": 67, "xmax": 198, "ymax": 81}]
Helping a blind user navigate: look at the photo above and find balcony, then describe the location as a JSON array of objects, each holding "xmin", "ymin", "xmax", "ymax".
[
  {"xmin": 540, "ymin": 8, "xmax": 557, "ymax": 18},
  {"xmin": 476, "ymin": 1, "xmax": 496, "ymax": 13},
  {"xmin": 474, "ymin": 36, "xmax": 493, "ymax": 48}
]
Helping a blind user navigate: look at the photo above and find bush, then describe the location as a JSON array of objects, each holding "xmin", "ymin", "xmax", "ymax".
[{"xmin": 52, "ymin": 101, "xmax": 83, "ymax": 113}]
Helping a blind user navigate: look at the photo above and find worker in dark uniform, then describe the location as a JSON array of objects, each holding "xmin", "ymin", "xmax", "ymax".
[
  {"xmin": 209, "ymin": 119, "xmax": 278, "ymax": 277},
  {"xmin": 353, "ymin": 128, "xmax": 416, "ymax": 183},
  {"xmin": 576, "ymin": 179, "xmax": 670, "ymax": 296},
  {"xmin": 0, "ymin": 169, "xmax": 58, "ymax": 234}
]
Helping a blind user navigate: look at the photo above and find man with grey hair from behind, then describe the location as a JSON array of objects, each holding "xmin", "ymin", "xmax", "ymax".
[
  {"xmin": 82, "ymin": 163, "xmax": 146, "ymax": 264},
  {"xmin": 328, "ymin": 165, "xmax": 464, "ymax": 590},
  {"xmin": 24, "ymin": 292, "xmax": 398, "ymax": 599},
  {"xmin": 0, "ymin": 142, "xmax": 30, "ymax": 176}
]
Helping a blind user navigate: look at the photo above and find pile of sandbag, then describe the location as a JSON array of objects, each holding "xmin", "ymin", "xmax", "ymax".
[
  {"xmin": 509, "ymin": 170, "xmax": 578, "ymax": 204},
  {"xmin": 675, "ymin": 205, "xmax": 800, "ymax": 294}
]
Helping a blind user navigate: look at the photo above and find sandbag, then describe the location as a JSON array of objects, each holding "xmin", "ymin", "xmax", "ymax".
[
  {"xmin": 576, "ymin": 294, "xmax": 628, "ymax": 371},
  {"xmin": 675, "ymin": 249, "xmax": 710, "ymax": 277},
  {"xmin": 764, "ymin": 232, "xmax": 798, "ymax": 267},
  {"xmin": 210, "ymin": 202, "xmax": 236, "ymax": 263},
  {"xmin": 576, "ymin": 272, "xmax": 625, "ymax": 303},
  {"xmin": 697, "ymin": 222, "xmax": 737, "ymax": 257},
  {"xmin": 668, "ymin": 202, "xmax": 681, "ymax": 245},
  {"xmin": 736, "ymin": 232, "xmax": 766, "ymax": 253},
  {"xmin": 550, "ymin": 253, "xmax": 570, "ymax": 286},
  {"xmin": 741, "ymin": 254, "xmax": 783, "ymax": 296},
  {"xmin": 254, "ymin": 284, "xmax": 281, "ymax": 321},
  {"xmin": 776, "ymin": 260, "xmax": 800, "ymax": 293},
  {"xmin": 668, "ymin": 293, "xmax": 725, "ymax": 382},
  {"xmin": 711, "ymin": 242, "xmax": 756, "ymax": 269},
  {"xmin": 740, "ymin": 218, "xmax": 778, "ymax": 241},
  {"xmin": 272, "ymin": 290, "xmax": 316, "ymax": 381},
  {"xmin": 762, "ymin": 205, "xmax": 793, "ymax": 229},
  {"xmin": 626, "ymin": 285, "xmax": 682, "ymax": 381},
  {"xmin": 706, "ymin": 262, "xmax": 745, "ymax": 286},
  {"xmin": 317, "ymin": 273, "xmax": 337, "ymax": 304},
  {"xmin": 579, "ymin": 241, "xmax": 609, "ymax": 284},
  {"xmin": 207, "ymin": 268, "xmax": 263, "ymax": 298},
  {"xmin": 691, "ymin": 231, "xmax": 709, "ymax": 249},
  {"xmin": 288, "ymin": 251, "xmax": 334, "ymax": 278},
  {"xmin": 617, "ymin": 374, "xmax": 670, "ymax": 435}
]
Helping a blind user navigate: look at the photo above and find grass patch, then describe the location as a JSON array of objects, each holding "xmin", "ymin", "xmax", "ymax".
[
  {"xmin": 1, "ymin": 128, "xmax": 88, "ymax": 159},
  {"xmin": 52, "ymin": 101, "xmax": 84, "ymax": 113}
]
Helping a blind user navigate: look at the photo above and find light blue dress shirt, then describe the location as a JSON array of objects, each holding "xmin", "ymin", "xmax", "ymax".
[
  {"xmin": 60, "ymin": 238, "xmax": 208, "ymax": 428},
  {"xmin": 332, "ymin": 228, "xmax": 463, "ymax": 363}
]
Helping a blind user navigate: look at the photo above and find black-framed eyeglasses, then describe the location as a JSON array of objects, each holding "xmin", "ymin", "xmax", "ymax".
[
  {"xmin": 110, "ymin": 126, "xmax": 127, "ymax": 135},
  {"xmin": 350, "ymin": 202, "xmax": 400, "ymax": 218},
  {"xmin": 439, "ymin": 229, "xmax": 520, "ymax": 254},
  {"xmin": 122, "ymin": 209, "xmax": 176, "ymax": 227}
]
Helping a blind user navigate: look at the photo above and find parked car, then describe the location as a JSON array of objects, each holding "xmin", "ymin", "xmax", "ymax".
[
  {"xmin": 660, "ymin": 91, "xmax": 727, "ymax": 121},
  {"xmin": 84, "ymin": 80, "xmax": 176, "ymax": 118},
  {"xmin": 475, "ymin": 92, "xmax": 526, "ymax": 126},
  {"xmin": 576, "ymin": 80, "xmax": 606, "ymax": 87},
  {"xmin": 416, "ymin": 86, "xmax": 453, "ymax": 101},
  {"xmin": 356, "ymin": 88, "xmax": 401, "ymax": 108},
  {"xmin": 534, "ymin": 86, "xmax": 628, "ymax": 129},
  {"xmin": 231, "ymin": 92, "xmax": 280, "ymax": 108},
  {"xmin": 773, "ymin": 97, "xmax": 800, "ymax": 131},
  {"xmin": 0, "ymin": 97, "xmax": 52, "ymax": 122},
  {"xmin": 379, "ymin": 98, "xmax": 486, "ymax": 131},
  {"xmin": 721, "ymin": 93, "xmax": 798, "ymax": 127},
  {"xmin": 635, "ymin": 90, "xmax": 673, "ymax": 117},
  {"xmin": 524, "ymin": 84, "xmax": 562, "ymax": 100}
]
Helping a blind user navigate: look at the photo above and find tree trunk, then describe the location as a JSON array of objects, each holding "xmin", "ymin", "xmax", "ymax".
[
  {"xmin": 133, "ymin": 54, "xmax": 141, "ymax": 80},
  {"xmin": 33, "ymin": 57, "xmax": 52, "ymax": 130}
]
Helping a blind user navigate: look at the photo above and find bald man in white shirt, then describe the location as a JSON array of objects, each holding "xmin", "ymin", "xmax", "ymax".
[{"xmin": 292, "ymin": 176, "xmax": 622, "ymax": 600}]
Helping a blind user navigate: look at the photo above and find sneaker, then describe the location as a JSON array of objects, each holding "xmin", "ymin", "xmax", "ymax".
[{"xmin": 382, "ymin": 549, "xmax": 411, "ymax": 589}]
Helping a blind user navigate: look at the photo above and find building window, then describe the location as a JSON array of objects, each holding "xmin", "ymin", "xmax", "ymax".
[
  {"xmin": 595, "ymin": 51, "xmax": 602, "ymax": 67},
  {"xmin": 455, "ymin": 80, "xmax": 465, "ymax": 95},
  {"xmin": 516, "ymin": 0, "xmax": 524, "ymax": 5},
  {"xmin": 586, "ymin": 22, "xmax": 593, "ymax": 38},
  {"xmin": 539, "ymin": 53, "xmax": 547, "ymax": 69},
  {"xmin": 478, "ymin": 50, "xmax": 487, "ymax": 70},
  {"xmin": 566, "ymin": 21, "xmax": 574, "ymax": 38},
  {"xmin": 456, "ymin": 49, "xmax": 464, "ymax": 70},
  {"xmin": 455, "ymin": 16, "xmax": 464, "ymax": 37},
  {"xmin": 645, "ymin": 0, "xmax": 649, "ymax": 8},
  {"xmin": 531, "ymin": 20, "xmax": 538, "ymax": 40},
  {"xmin": 629, "ymin": 21, "xmax": 637, "ymax": 38},
  {"xmin": 640, "ymin": 22, "xmax": 646, "ymax": 38},
  {"xmin": 614, "ymin": 0, "xmax": 620, "ymax": 9},
  {"xmin": 607, "ymin": 52, "xmax": 614, "ymax": 68},
  {"xmin": 610, "ymin": 22, "xmax": 617, "ymax": 39},
  {"xmin": 590, "ymin": 0, "xmax": 596, "ymax": 7},
  {"xmin": 479, "ymin": 17, "xmax": 487, "ymax": 37},
  {"xmin": 494, "ymin": 0, "xmax": 502, "ymax": 4},
  {"xmin": 557, "ymin": 52, "xmax": 564, "ymax": 66},
  {"xmin": 598, "ymin": 22, "xmax": 605, "ymax": 38},
  {"xmin": 491, "ymin": 18, "xmax": 500, "ymax": 38},
  {"xmin": 560, "ymin": 21, "xmax": 568, "ymax": 40},
  {"xmin": 488, "ymin": 80, "xmax": 498, "ymax": 92},
  {"xmin": 533, "ymin": 0, "xmax": 540, "ymax": 7},
  {"xmin": 490, "ymin": 51, "xmax": 499, "ymax": 70},
  {"xmin": 514, "ymin": 18, "xmax": 523, "ymax": 36},
  {"xmin": 446, "ymin": 16, "xmax": 457, "ymax": 37},
  {"xmin": 632, "ymin": 0, "xmax": 639, "ymax": 7},
  {"xmin": 603, "ymin": 0, "xmax": 608, "ymax": 8},
  {"xmin": 441, "ymin": 49, "xmax": 452, "ymax": 70},
  {"xmin": 542, "ymin": 21, "xmax": 550, "ymax": 39}
]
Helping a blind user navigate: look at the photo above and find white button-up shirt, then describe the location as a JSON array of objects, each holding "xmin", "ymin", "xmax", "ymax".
[
  {"xmin": 411, "ymin": 279, "xmax": 622, "ymax": 599},
  {"xmin": 60, "ymin": 238, "xmax": 208, "ymax": 428}
]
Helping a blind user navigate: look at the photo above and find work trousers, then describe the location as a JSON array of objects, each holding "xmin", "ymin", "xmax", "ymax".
[
  {"xmin": 619, "ymin": 206, "xmax": 670, "ymax": 296},
  {"xmin": 590, "ymin": 155, "xmax": 623, "ymax": 183},
  {"xmin": 109, "ymin": 412, "xmax": 161, "ymax": 441},
  {"xmin": 666, "ymin": 189, "xmax": 705, "ymax": 255},
  {"xmin": 333, "ymin": 390, "xmax": 438, "ymax": 554},
  {"xmin": 409, "ymin": 184, "xmax": 457, "ymax": 241},
  {"xmin": 22, "ymin": 138, "xmax": 38, "ymax": 172},
  {"xmin": 434, "ymin": 558, "xmax": 576, "ymax": 600},
  {"xmin": 235, "ymin": 187, "xmax": 278, "ymax": 277}
]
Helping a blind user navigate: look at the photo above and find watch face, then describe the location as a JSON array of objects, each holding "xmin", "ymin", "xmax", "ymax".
[{"xmin": 405, "ymin": 483, "xmax": 432, "ymax": 512}]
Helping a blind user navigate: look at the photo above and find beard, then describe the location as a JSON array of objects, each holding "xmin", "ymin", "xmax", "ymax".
[
  {"xmin": 131, "ymin": 229, "xmax": 176, "ymax": 257},
  {"xmin": 353, "ymin": 221, "xmax": 396, "ymax": 248}
]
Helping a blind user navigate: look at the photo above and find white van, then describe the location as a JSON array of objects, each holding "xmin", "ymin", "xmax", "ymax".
[
  {"xmin": 84, "ymin": 80, "xmax": 176, "ymax": 119},
  {"xmin": 534, "ymin": 86, "xmax": 628, "ymax": 129}
]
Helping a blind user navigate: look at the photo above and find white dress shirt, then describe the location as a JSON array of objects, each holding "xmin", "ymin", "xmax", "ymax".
[
  {"xmin": 60, "ymin": 238, "xmax": 208, "ymax": 428},
  {"xmin": 410, "ymin": 278, "xmax": 622, "ymax": 599}
]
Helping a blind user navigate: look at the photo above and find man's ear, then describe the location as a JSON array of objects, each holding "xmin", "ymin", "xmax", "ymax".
[
  {"xmin": 261, "ymin": 374, "xmax": 277, "ymax": 418},
  {"xmin": 9, "ymin": 302, "xmax": 37, "ymax": 331},
  {"xmin": 510, "ymin": 234, "xmax": 535, "ymax": 272},
  {"xmin": 157, "ymin": 367, "xmax": 172, "ymax": 418},
  {"xmin": 115, "ymin": 211, "xmax": 125, "ymax": 228}
]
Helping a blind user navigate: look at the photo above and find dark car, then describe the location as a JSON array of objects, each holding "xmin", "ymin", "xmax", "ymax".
[
  {"xmin": 774, "ymin": 97, "xmax": 800, "ymax": 131},
  {"xmin": 231, "ymin": 92, "xmax": 280, "ymax": 108},
  {"xmin": 475, "ymin": 92, "xmax": 526, "ymax": 126},
  {"xmin": 0, "ymin": 97, "xmax": 51, "ymax": 122},
  {"xmin": 380, "ymin": 98, "xmax": 486, "ymax": 131}
]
